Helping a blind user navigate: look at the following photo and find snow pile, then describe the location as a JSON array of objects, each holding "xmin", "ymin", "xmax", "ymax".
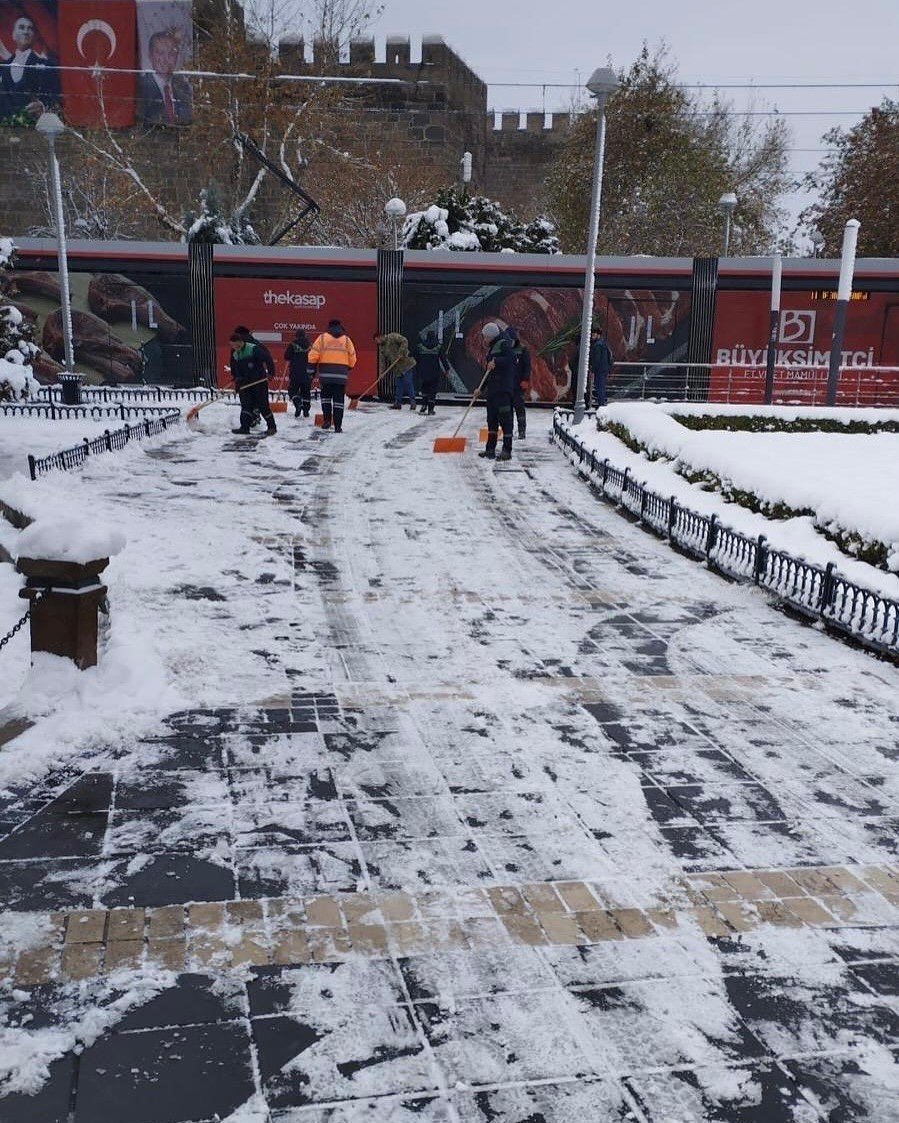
[
  {"xmin": 561, "ymin": 413, "xmax": 899, "ymax": 599},
  {"xmin": 598, "ymin": 402, "xmax": 899, "ymax": 572},
  {"xmin": 0, "ymin": 237, "xmax": 13, "ymax": 268},
  {"xmin": 0, "ymin": 912, "xmax": 54, "ymax": 963},
  {"xmin": 17, "ymin": 518, "xmax": 126, "ymax": 563},
  {"xmin": 0, "ymin": 415, "xmax": 121, "ymax": 480}
]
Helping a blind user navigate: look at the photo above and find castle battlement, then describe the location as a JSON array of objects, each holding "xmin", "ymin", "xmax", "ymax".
[{"xmin": 489, "ymin": 110, "xmax": 572, "ymax": 134}]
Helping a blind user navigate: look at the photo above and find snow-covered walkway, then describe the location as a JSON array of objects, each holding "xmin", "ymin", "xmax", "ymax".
[{"xmin": 1, "ymin": 406, "xmax": 898, "ymax": 1121}]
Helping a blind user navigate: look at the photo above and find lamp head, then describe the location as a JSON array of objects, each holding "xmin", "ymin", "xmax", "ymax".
[
  {"xmin": 718, "ymin": 191, "xmax": 738, "ymax": 213},
  {"xmin": 586, "ymin": 67, "xmax": 619, "ymax": 99},
  {"xmin": 35, "ymin": 111, "xmax": 65, "ymax": 139},
  {"xmin": 385, "ymin": 197, "xmax": 407, "ymax": 220}
]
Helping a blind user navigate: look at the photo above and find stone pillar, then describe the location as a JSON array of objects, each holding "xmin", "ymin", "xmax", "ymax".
[{"xmin": 16, "ymin": 556, "xmax": 109, "ymax": 670}]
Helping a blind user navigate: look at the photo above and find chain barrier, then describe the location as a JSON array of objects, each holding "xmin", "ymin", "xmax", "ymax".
[{"xmin": 0, "ymin": 590, "xmax": 44, "ymax": 656}]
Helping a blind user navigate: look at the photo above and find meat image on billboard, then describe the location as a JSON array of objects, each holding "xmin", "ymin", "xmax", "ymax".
[
  {"xmin": 403, "ymin": 282, "xmax": 692, "ymax": 401},
  {"xmin": 0, "ymin": 0, "xmax": 59, "ymax": 126},
  {"xmin": 2, "ymin": 266, "xmax": 191, "ymax": 383},
  {"xmin": 710, "ymin": 289, "xmax": 899, "ymax": 406},
  {"xmin": 136, "ymin": 0, "xmax": 192, "ymax": 126},
  {"xmin": 214, "ymin": 277, "xmax": 378, "ymax": 396}
]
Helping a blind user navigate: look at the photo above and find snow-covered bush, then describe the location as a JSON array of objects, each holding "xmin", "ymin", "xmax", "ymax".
[
  {"xmin": 183, "ymin": 185, "xmax": 260, "ymax": 246},
  {"xmin": 0, "ymin": 239, "xmax": 39, "ymax": 402},
  {"xmin": 402, "ymin": 186, "xmax": 560, "ymax": 254}
]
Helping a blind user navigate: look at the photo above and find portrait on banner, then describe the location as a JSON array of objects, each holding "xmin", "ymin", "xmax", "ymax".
[
  {"xmin": 136, "ymin": 0, "xmax": 192, "ymax": 126},
  {"xmin": 0, "ymin": 0, "xmax": 59, "ymax": 125}
]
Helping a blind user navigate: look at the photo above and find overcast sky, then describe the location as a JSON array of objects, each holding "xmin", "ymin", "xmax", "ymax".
[{"xmin": 375, "ymin": 0, "xmax": 899, "ymax": 239}]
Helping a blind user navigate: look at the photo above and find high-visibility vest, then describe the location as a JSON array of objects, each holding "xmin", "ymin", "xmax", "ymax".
[{"xmin": 309, "ymin": 332, "xmax": 357, "ymax": 378}]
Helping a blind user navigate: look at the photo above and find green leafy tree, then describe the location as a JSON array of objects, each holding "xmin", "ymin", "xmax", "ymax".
[
  {"xmin": 402, "ymin": 185, "xmax": 559, "ymax": 253},
  {"xmin": 547, "ymin": 46, "xmax": 791, "ymax": 256},
  {"xmin": 800, "ymin": 100, "xmax": 899, "ymax": 257}
]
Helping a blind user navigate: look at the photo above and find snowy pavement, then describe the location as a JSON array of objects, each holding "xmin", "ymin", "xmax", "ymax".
[{"xmin": 1, "ymin": 405, "xmax": 898, "ymax": 1121}]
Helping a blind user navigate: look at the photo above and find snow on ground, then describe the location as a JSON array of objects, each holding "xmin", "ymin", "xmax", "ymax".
[
  {"xmin": 591, "ymin": 403, "xmax": 899, "ymax": 589},
  {"xmin": 0, "ymin": 415, "xmax": 117, "ymax": 482},
  {"xmin": 0, "ymin": 403, "xmax": 898, "ymax": 1119}
]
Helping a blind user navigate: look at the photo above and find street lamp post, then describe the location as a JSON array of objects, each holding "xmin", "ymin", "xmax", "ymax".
[
  {"xmin": 35, "ymin": 111, "xmax": 75, "ymax": 376},
  {"xmin": 384, "ymin": 197, "xmax": 407, "ymax": 252},
  {"xmin": 718, "ymin": 192, "xmax": 737, "ymax": 256},
  {"xmin": 573, "ymin": 66, "xmax": 619, "ymax": 426},
  {"xmin": 810, "ymin": 229, "xmax": 825, "ymax": 258},
  {"xmin": 826, "ymin": 218, "xmax": 861, "ymax": 407}
]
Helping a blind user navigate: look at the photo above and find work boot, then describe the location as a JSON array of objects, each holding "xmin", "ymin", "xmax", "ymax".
[
  {"xmin": 303, "ymin": 408, "xmax": 310, "ymax": 417},
  {"xmin": 321, "ymin": 422, "xmax": 332, "ymax": 430},
  {"xmin": 409, "ymin": 402, "xmax": 416, "ymax": 410},
  {"xmin": 478, "ymin": 450, "xmax": 495, "ymax": 460},
  {"xmin": 261, "ymin": 425, "xmax": 277, "ymax": 438},
  {"xmin": 497, "ymin": 450, "xmax": 512, "ymax": 462},
  {"xmin": 427, "ymin": 405, "xmax": 435, "ymax": 415},
  {"xmin": 389, "ymin": 403, "xmax": 401, "ymax": 411},
  {"xmin": 517, "ymin": 431, "xmax": 526, "ymax": 440},
  {"xmin": 418, "ymin": 405, "xmax": 427, "ymax": 414},
  {"xmin": 231, "ymin": 427, "xmax": 251, "ymax": 434}
]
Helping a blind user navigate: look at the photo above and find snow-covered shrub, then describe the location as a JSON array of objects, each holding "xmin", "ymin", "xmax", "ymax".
[
  {"xmin": 183, "ymin": 185, "xmax": 260, "ymax": 246},
  {"xmin": 402, "ymin": 186, "xmax": 560, "ymax": 254},
  {"xmin": 0, "ymin": 240, "xmax": 39, "ymax": 402}
]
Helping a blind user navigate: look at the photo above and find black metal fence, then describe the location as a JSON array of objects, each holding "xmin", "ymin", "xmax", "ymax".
[
  {"xmin": 27, "ymin": 410, "xmax": 182, "ymax": 480},
  {"xmin": 551, "ymin": 411, "xmax": 899, "ymax": 657},
  {"xmin": 36, "ymin": 384, "xmax": 291, "ymax": 405},
  {"xmin": 4, "ymin": 401, "xmax": 184, "ymax": 421}
]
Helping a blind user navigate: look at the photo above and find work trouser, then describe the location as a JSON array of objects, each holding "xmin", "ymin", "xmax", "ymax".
[
  {"xmin": 394, "ymin": 369, "xmax": 416, "ymax": 405},
  {"xmin": 319, "ymin": 377, "xmax": 346, "ymax": 430},
  {"xmin": 420, "ymin": 376, "xmax": 439, "ymax": 409},
  {"xmin": 289, "ymin": 370, "xmax": 312, "ymax": 415},
  {"xmin": 512, "ymin": 384, "xmax": 526, "ymax": 436},
  {"xmin": 593, "ymin": 371, "xmax": 608, "ymax": 407},
  {"xmin": 486, "ymin": 391, "xmax": 514, "ymax": 456},
  {"xmin": 238, "ymin": 380, "xmax": 274, "ymax": 431}
]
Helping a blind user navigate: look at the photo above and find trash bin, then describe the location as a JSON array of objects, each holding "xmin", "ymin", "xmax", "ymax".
[{"xmin": 60, "ymin": 373, "xmax": 83, "ymax": 405}]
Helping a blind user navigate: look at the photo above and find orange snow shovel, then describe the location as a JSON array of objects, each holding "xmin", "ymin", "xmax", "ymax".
[
  {"xmin": 270, "ymin": 365, "xmax": 289, "ymax": 413},
  {"xmin": 348, "ymin": 355, "xmax": 404, "ymax": 411},
  {"xmin": 186, "ymin": 378, "xmax": 269, "ymax": 430},
  {"xmin": 433, "ymin": 369, "xmax": 490, "ymax": 454}
]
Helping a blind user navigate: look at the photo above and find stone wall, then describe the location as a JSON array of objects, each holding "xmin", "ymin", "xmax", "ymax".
[{"xmin": 0, "ymin": 34, "xmax": 567, "ymax": 239}]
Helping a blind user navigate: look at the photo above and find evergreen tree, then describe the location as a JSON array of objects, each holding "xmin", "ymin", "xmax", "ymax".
[
  {"xmin": 402, "ymin": 185, "xmax": 559, "ymax": 253},
  {"xmin": 547, "ymin": 46, "xmax": 791, "ymax": 256},
  {"xmin": 0, "ymin": 239, "xmax": 39, "ymax": 402},
  {"xmin": 800, "ymin": 100, "xmax": 899, "ymax": 257},
  {"xmin": 184, "ymin": 185, "xmax": 260, "ymax": 245}
]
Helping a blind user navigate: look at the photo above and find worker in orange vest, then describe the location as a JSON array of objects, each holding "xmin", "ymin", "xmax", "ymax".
[{"xmin": 308, "ymin": 319, "xmax": 357, "ymax": 432}]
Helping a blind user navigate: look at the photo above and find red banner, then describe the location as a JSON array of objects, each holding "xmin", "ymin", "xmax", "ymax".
[
  {"xmin": 214, "ymin": 277, "xmax": 378, "ymax": 397},
  {"xmin": 58, "ymin": 0, "xmax": 135, "ymax": 127}
]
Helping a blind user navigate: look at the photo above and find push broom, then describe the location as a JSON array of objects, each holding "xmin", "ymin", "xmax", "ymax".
[
  {"xmin": 348, "ymin": 355, "xmax": 404, "ymax": 411},
  {"xmin": 185, "ymin": 377, "xmax": 269, "ymax": 430},
  {"xmin": 433, "ymin": 368, "xmax": 491, "ymax": 454}
]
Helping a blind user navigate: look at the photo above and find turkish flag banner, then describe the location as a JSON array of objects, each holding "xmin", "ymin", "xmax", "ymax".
[{"xmin": 58, "ymin": 0, "xmax": 136, "ymax": 127}]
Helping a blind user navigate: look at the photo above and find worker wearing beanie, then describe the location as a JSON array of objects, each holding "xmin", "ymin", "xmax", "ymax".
[
  {"xmin": 479, "ymin": 322, "xmax": 515, "ymax": 461},
  {"xmin": 309, "ymin": 319, "xmax": 357, "ymax": 432}
]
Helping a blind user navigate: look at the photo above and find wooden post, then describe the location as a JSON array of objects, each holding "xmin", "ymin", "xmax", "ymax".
[{"xmin": 16, "ymin": 556, "xmax": 109, "ymax": 670}]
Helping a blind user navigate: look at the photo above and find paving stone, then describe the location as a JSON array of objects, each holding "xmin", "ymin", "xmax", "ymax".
[
  {"xmin": 785, "ymin": 867, "xmax": 842, "ymax": 896},
  {"xmin": 107, "ymin": 908, "xmax": 145, "ymax": 942},
  {"xmin": 230, "ymin": 936, "xmax": 269, "ymax": 967},
  {"xmin": 225, "ymin": 900, "xmax": 264, "ymax": 923},
  {"xmin": 688, "ymin": 872, "xmax": 739, "ymax": 902},
  {"xmin": 538, "ymin": 911, "xmax": 585, "ymax": 945},
  {"xmin": 576, "ymin": 910, "xmax": 623, "ymax": 942},
  {"xmin": 817, "ymin": 894, "xmax": 859, "ymax": 922},
  {"xmin": 14, "ymin": 944, "xmax": 60, "ymax": 986},
  {"xmin": 458, "ymin": 916, "xmax": 509, "ymax": 947},
  {"xmin": 61, "ymin": 942, "xmax": 102, "ymax": 980},
  {"xmin": 610, "ymin": 908, "xmax": 653, "ymax": 938},
  {"xmin": 721, "ymin": 871, "xmax": 778, "ymax": 901},
  {"xmin": 347, "ymin": 923, "xmax": 389, "ymax": 955},
  {"xmin": 104, "ymin": 939, "xmax": 143, "ymax": 971},
  {"xmin": 645, "ymin": 907, "xmax": 679, "ymax": 931},
  {"xmin": 754, "ymin": 899, "xmax": 803, "ymax": 928},
  {"xmin": 272, "ymin": 929, "xmax": 311, "ymax": 965},
  {"xmin": 714, "ymin": 901, "xmax": 757, "ymax": 933},
  {"xmin": 501, "ymin": 912, "xmax": 548, "ymax": 946},
  {"xmin": 754, "ymin": 869, "xmax": 807, "ymax": 897},
  {"xmin": 689, "ymin": 907, "xmax": 732, "ymax": 938},
  {"xmin": 146, "ymin": 936, "xmax": 187, "ymax": 972},
  {"xmin": 188, "ymin": 901, "xmax": 226, "ymax": 930},
  {"xmin": 787, "ymin": 896, "xmax": 839, "ymax": 926},
  {"xmin": 861, "ymin": 866, "xmax": 899, "ymax": 896},
  {"xmin": 304, "ymin": 895, "xmax": 343, "ymax": 926},
  {"xmin": 379, "ymin": 891, "xmax": 417, "ymax": 921},
  {"xmin": 486, "ymin": 885, "xmax": 528, "ymax": 915},
  {"xmin": 307, "ymin": 926, "xmax": 352, "ymax": 960},
  {"xmin": 555, "ymin": 881, "xmax": 599, "ymax": 912},
  {"xmin": 522, "ymin": 881, "xmax": 566, "ymax": 913},
  {"xmin": 65, "ymin": 910, "xmax": 106, "ymax": 944}
]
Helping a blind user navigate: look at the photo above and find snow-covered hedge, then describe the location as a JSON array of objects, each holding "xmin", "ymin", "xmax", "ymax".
[
  {"xmin": 597, "ymin": 402, "xmax": 899, "ymax": 572},
  {"xmin": 402, "ymin": 186, "xmax": 559, "ymax": 254},
  {"xmin": 0, "ymin": 242, "xmax": 40, "ymax": 402}
]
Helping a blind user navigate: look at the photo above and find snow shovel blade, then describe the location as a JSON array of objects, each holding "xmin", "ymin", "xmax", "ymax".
[
  {"xmin": 314, "ymin": 413, "xmax": 325, "ymax": 427},
  {"xmin": 433, "ymin": 436, "xmax": 467, "ymax": 453},
  {"xmin": 348, "ymin": 399, "xmax": 359, "ymax": 410},
  {"xmin": 271, "ymin": 401, "xmax": 288, "ymax": 413},
  {"xmin": 479, "ymin": 427, "xmax": 507, "ymax": 442}
]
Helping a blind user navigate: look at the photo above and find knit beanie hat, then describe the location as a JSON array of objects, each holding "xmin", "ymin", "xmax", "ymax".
[{"xmin": 481, "ymin": 322, "xmax": 501, "ymax": 342}]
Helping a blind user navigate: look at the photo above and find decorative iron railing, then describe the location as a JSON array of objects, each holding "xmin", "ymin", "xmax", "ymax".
[
  {"xmin": 27, "ymin": 411, "xmax": 182, "ymax": 480},
  {"xmin": 551, "ymin": 410, "xmax": 899, "ymax": 657}
]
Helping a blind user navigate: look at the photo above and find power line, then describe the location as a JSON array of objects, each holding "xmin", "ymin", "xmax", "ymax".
[{"xmin": 489, "ymin": 80, "xmax": 899, "ymax": 90}]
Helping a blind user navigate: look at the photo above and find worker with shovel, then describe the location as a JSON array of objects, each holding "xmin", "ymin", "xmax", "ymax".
[
  {"xmin": 285, "ymin": 330, "xmax": 312, "ymax": 418},
  {"xmin": 309, "ymin": 319, "xmax": 357, "ymax": 432},
  {"xmin": 479, "ymin": 322, "xmax": 515, "ymax": 461},
  {"xmin": 229, "ymin": 329, "xmax": 277, "ymax": 437}
]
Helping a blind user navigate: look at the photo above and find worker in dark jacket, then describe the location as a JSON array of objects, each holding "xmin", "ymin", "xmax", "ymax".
[
  {"xmin": 229, "ymin": 329, "xmax": 276, "ymax": 436},
  {"xmin": 415, "ymin": 331, "xmax": 448, "ymax": 414},
  {"xmin": 309, "ymin": 319, "xmax": 357, "ymax": 432},
  {"xmin": 503, "ymin": 326, "xmax": 531, "ymax": 439},
  {"xmin": 589, "ymin": 326, "xmax": 615, "ymax": 407},
  {"xmin": 478, "ymin": 322, "xmax": 515, "ymax": 461},
  {"xmin": 285, "ymin": 330, "xmax": 312, "ymax": 417},
  {"xmin": 235, "ymin": 325, "xmax": 276, "ymax": 425}
]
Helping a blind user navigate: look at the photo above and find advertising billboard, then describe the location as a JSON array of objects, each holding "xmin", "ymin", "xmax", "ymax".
[
  {"xmin": 213, "ymin": 277, "xmax": 378, "ymax": 396},
  {"xmin": 0, "ymin": 0, "xmax": 59, "ymax": 126}
]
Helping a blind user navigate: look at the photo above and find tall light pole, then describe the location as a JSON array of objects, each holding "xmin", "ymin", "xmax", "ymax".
[
  {"xmin": 460, "ymin": 151, "xmax": 472, "ymax": 188},
  {"xmin": 384, "ymin": 197, "xmax": 407, "ymax": 251},
  {"xmin": 826, "ymin": 218, "xmax": 861, "ymax": 407},
  {"xmin": 35, "ymin": 111, "xmax": 75, "ymax": 376},
  {"xmin": 573, "ymin": 65, "xmax": 619, "ymax": 425},
  {"xmin": 810, "ymin": 229, "xmax": 825, "ymax": 258},
  {"xmin": 718, "ymin": 192, "xmax": 737, "ymax": 256}
]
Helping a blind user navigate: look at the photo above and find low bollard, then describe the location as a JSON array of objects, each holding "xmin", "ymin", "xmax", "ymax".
[{"xmin": 16, "ymin": 555, "xmax": 109, "ymax": 669}]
